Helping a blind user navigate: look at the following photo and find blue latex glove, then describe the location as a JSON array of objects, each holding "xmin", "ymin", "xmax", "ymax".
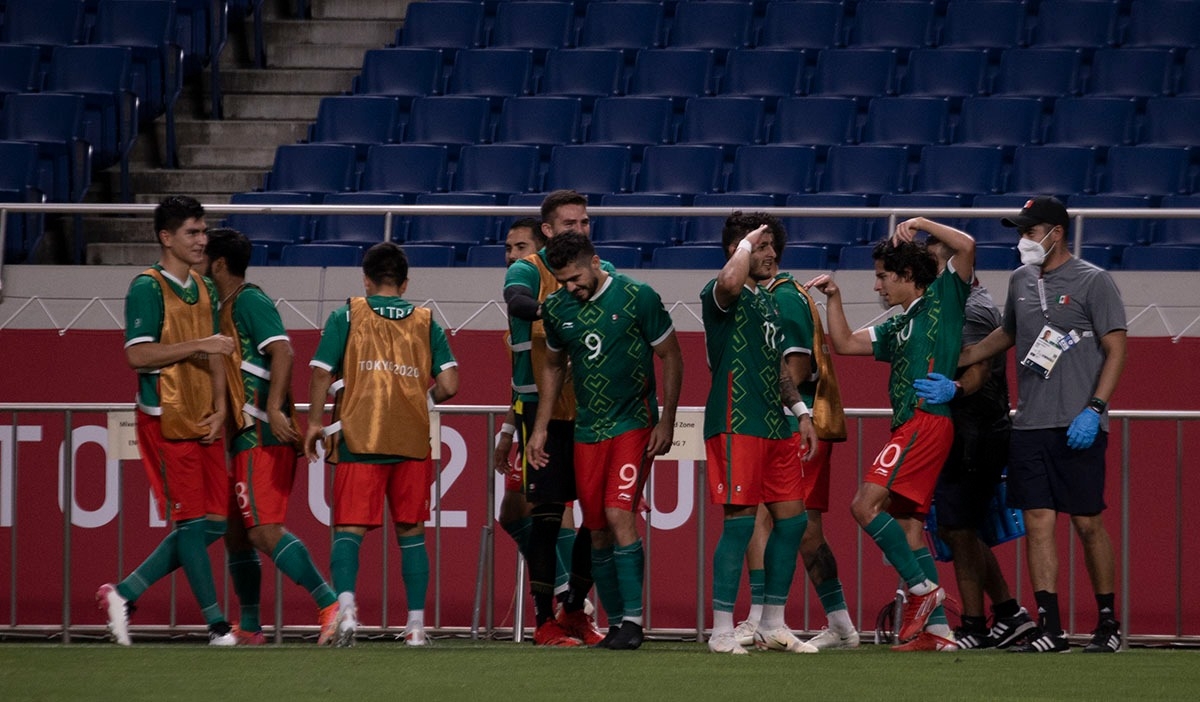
[
  {"xmin": 1066, "ymin": 407, "xmax": 1101, "ymax": 450},
  {"xmin": 913, "ymin": 372, "xmax": 956, "ymax": 404}
]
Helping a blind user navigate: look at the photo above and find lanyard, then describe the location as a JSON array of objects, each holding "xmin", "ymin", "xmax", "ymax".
[{"xmin": 1036, "ymin": 277, "xmax": 1051, "ymax": 322}]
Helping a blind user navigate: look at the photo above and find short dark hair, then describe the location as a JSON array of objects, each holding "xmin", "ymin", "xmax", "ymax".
[
  {"xmin": 510, "ymin": 216, "xmax": 546, "ymax": 247},
  {"xmin": 544, "ymin": 230, "xmax": 593, "ymax": 270},
  {"xmin": 540, "ymin": 190, "xmax": 587, "ymax": 223},
  {"xmin": 364, "ymin": 242, "xmax": 408, "ymax": 287},
  {"xmin": 872, "ymin": 239, "xmax": 938, "ymax": 290},
  {"xmin": 721, "ymin": 211, "xmax": 786, "ymax": 258},
  {"xmin": 154, "ymin": 195, "xmax": 204, "ymax": 242},
  {"xmin": 204, "ymin": 228, "xmax": 252, "ymax": 277}
]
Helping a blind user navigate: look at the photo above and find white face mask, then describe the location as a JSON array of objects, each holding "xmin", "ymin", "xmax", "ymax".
[{"xmin": 1017, "ymin": 230, "xmax": 1055, "ymax": 266}]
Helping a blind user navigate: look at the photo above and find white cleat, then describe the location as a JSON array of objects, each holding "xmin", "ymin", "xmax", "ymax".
[
  {"xmin": 806, "ymin": 627, "xmax": 861, "ymax": 650},
  {"xmin": 708, "ymin": 630, "xmax": 749, "ymax": 655},
  {"xmin": 755, "ymin": 627, "xmax": 819, "ymax": 653},
  {"xmin": 96, "ymin": 583, "xmax": 131, "ymax": 646},
  {"xmin": 334, "ymin": 603, "xmax": 358, "ymax": 648},
  {"xmin": 404, "ymin": 626, "xmax": 428, "ymax": 647},
  {"xmin": 208, "ymin": 630, "xmax": 238, "ymax": 647},
  {"xmin": 732, "ymin": 619, "xmax": 759, "ymax": 647}
]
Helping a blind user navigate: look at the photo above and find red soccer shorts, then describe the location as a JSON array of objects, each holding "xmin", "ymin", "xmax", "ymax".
[
  {"xmin": 136, "ymin": 411, "xmax": 228, "ymax": 522},
  {"xmin": 232, "ymin": 444, "xmax": 298, "ymax": 527},
  {"xmin": 866, "ymin": 411, "xmax": 954, "ymax": 516},
  {"xmin": 333, "ymin": 459, "xmax": 433, "ymax": 527},
  {"xmin": 794, "ymin": 437, "xmax": 834, "ymax": 513},
  {"xmin": 504, "ymin": 458, "xmax": 523, "ymax": 493},
  {"xmin": 574, "ymin": 427, "xmax": 652, "ymax": 530},
  {"xmin": 705, "ymin": 433, "xmax": 803, "ymax": 506}
]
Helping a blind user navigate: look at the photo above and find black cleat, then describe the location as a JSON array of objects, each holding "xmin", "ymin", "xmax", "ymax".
[
  {"xmin": 592, "ymin": 625, "xmax": 621, "ymax": 649},
  {"xmin": 985, "ymin": 607, "xmax": 1037, "ymax": 649},
  {"xmin": 606, "ymin": 621, "xmax": 644, "ymax": 650},
  {"xmin": 1081, "ymin": 619, "xmax": 1121, "ymax": 653},
  {"xmin": 1009, "ymin": 628, "xmax": 1070, "ymax": 653}
]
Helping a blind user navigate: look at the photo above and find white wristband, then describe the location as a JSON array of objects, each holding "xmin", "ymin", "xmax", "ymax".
[
  {"xmin": 736, "ymin": 239, "xmax": 753, "ymax": 254},
  {"xmin": 790, "ymin": 401, "xmax": 810, "ymax": 418},
  {"xmin": 500, "ymin": 423, "xmax": 517, "ymax": 437}
]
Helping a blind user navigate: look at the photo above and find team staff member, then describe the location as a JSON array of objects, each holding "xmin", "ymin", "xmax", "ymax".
[
  {"xmin": 98, "ymin": 196, "xmax": 237, "ymax": 646},
  {"xmin": 304, "ymin": 242, "xmax": 459, "ymax": 647},
  {"xmin": 202, "ymin": 228, "xmax": 340, "ymax": 646}
]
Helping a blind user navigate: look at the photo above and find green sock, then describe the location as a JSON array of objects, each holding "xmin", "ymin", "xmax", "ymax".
[
  {"xmin": 865, "ymin": 513, "xmax": 925, "ymax": 588},
  {"xmin": 204, "ymin": 520, "xmax": 226, "ymax": 546},
  {"xmin": 591, "ymin": 545, "xmax": 623, "ymax": 626},
  {"xmin": 555, "ymin": 527, "xmax": 574, "ymax": 592},
  {"xmin": 117, "ymin": 531, "xmax": 180, "ymax": 602},
  {"xmin": 913, "ymin": 546, "xmax": 947, "ymax": 626},
  {"xmin": 748, "ymin": 568, "xmax": 766, "ymax": 606},
  {"xmin": 763, "ymin": 513, "xmax": 807, "ymax": 606},
  {"xmin": 712, "ymin": 515, "xmax": 754, "ymax": 613},
  {"xmin": 816, "ymin": 578, "xmax": 849, "ymax": 615},
  {"xmin": 227, "ymin": 549, "xmax": 261, "ymax": 632},
  {"xmin": 273, "ymin": 533, "xmax": 336, "ymax": 609},
  {"xmin": 331, "ymin": 532, "xmax": 363, "ymax": 595},
  {"xmin": 399, "ymin": 534, "xmax": 429, "ymax": 612},
  {"xmin": 502, "ymin": 516, "xmax": 533, "ymax": 563},
  {"xmin": 613, "ymin": 540, "xmax": 645, "ymax": 621},
  {"xmin": 175, "ymin": 517, "xmax": 225, "ymax": 625}
]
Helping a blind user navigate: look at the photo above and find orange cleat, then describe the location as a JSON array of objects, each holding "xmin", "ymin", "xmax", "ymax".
[
  {"xmin": 231, "ymin": 625, "xmax": 267, "ymax": 646},
  {"xmin": 317, "ymin": 602, "xmax": 340, "ymax": 646},
  {"xmin": 557, "ymin": 608, "xmax": 605, "ymax": 646},
  {"xmin": 898, "ymin": 586, "xmax": 946, "ymax": 642},
  {"xmin": 891, "ymin": 631, "xmax": 958, "ymax": 652},
  {"xmin": 533, "ymin": 619, "xmax": 583, "ymax": 647}
]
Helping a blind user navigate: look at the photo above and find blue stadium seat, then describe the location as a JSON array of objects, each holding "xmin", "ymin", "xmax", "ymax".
[
  {"xmin": 593, "ymin": 192, "xmax": 683, "ymax": 256},
  {"xmin": 309, "ymin": 96, "xmax": 402, "ymax": 162},
  {"xmin": 465, "ymin": 244, "xmax": 507, "ymax": 268},
  {"xmin": 667, "ymin": 1, "xmax": 754, "ymax": 56},
  {"xmin": 397, "ymin": 1, "xmax": 485, "ymax": 56},
  {"xmin": 0, "ymin": 140, "xmax": 44, "ymax": 263},
  {"xmin": 912, "ymin": 145, "xmax": 1005, "ymax": 197},
  {"xmin": 757, "ymin": 1, "xmax": 844, "ymax": 51},
  {"xmin": 1085, "ymin": 49, "xmax": 1173, "ymax": 101},
  {"xmin": 1119, "ymin": 245, "xmax": 1200, "ymax": 271},
  {"xmin": 360, "ymin": 144, "xmax": 449, "ymax": 200},
  {"xmin": 587, "ymin": 97, "xmax": 674, "ymax": 158},
  {"xmin": 494, "ymin": 96, "xmax": 582, "ymax": 157},
  {"xmin": 593, "ymin": 244, "xmax": 643, "ymax": 269},
  {"xmin": 93, "ymin": 0, "xmax": 182, "ymax": 141},
  {"xmin": 684, "ymin": 193, "xmax": 777, "ymax": 244},
  {"xmin": 264, "ymin": 144, "xmax": 358, "ymax": 197},
  {"xmin": 778, "ymin": 245, "xmax": 830, "ymax": 271},
  {"xmin": 719, "ymin": 50, "xmax": 803, "ymax": 107},
  {"xmin": 650, "ymin": 244, "xmax": 727, "ymax": 269},
  {"xmin": 405, "ymin": 96, "xmax": 492, "ymax": 157},
  {"xmin": 939, "ymin": 1, "xmax": 1027, "ymax": 57},
  {"xmin": 677, "ymin": 96, "xmax": 766, "ymax": 159},
  {"xmin": 453, "ymin": 144, "xmax": 542, "ymax": 198},
  {"xmin": 506, "ymin": 192, "xmax": 549, "ymax": 210},
  {"xmin": 1141, "ymin": 98, "xmax": 1200, "ymax": 149},
  {"xmin": 1029, "ymin": 0, "xmax": 1118, "ymax": 52},
  {"xmin": 539, "ymin": 49, "xmax": 622, "ymax": 108},
  {"xmin": 0, "ymin": 45, "xmax": 39, "ymax": 106},
  {"xmin": 446, "ymin": 49, "xmax": 534, "ymax": 107},
  {"xmin": 727, "ymin": 145, "xmax": 817, "ymax": 202},
  {"xmin": 626, "ymin": 49, "xmax": 714, "ymax": 106},
  {"xmin": 807, "ymin": 49, "xmax": 897, "ymax": 103},
  {"xmin": 172, "ymin": 0, "xmax": 222, "ymax": 116},
  {"xmin": 992, "ymin": 48, "xmax": 1083, "ymax": 98},
  {"xmin": 848, "ymin": 0, "xmax": 935, "ymax": 56},
  {"xmin": 1124, "ymin": 0, "xmax": 1200, "ymax": 49},
  {"xmin": 900, "ymin": 49, "xmax": 988, "ymax": 107},
  {"xmin": 1180, "ymin": 49, "xmax": 1200, "ymax": 97},
  {"xmin": 1066, "ymin": 194, "xmax": 1153, "ymax": 246},
  {"xmin": 783, "ymin": 193, "xmax": 873, "ymax": 249},
  {"xmin": 1100, "ymin": 145, "xmax": 1190, "ymax": 197},
  {"xmin": 315, "ymin": 192, "xmax": 408, "ymax": 248},
  {"xmin": 248, "ymin": 243, "xmax": 270, "ymax": 268},
  {"xmin": 970, "ymin": 194, "xmax": 1038, "ymax": 245},
  {"xmin": 954, "ymin": 97, "xmax": 1044, "ymax": 154},
  {"xmin": 973, "ymin": 244, "xmax": 1020, "ymax": 269},
  {"xmin": 226, "ymin": 191, "xmax": 315, "ymax": 260},
  {"xmin": 489, "ymin": 0, "xmax": 574, "ymax": 59},
  {"xmin": 1, "ymin": 0, "xmax": 87, "ymax": 65},
  {"xmin": 770, "ymin": 97, "xmax": 858, "ymax": 155},
  {"xmin": 0, "ymin": 92, "xmax": 91, "ymax": 203},
  {"xmin": 545, "ymin": 144, "xmax": 632, "ymax": 197},
  {"xmin": 878, "ymin": 194, "xmax": 970, "ymax": 222},
  {"xmin": 819, "ymin": 145, "xmax": 910, "ymax": 197},
  {"xmin": 1156, "ymin": 195, "xmax": 1200, "ymax": 245},
  {"xmin": 1045, "ymin": 97, "xmax": 1135, "ymax": 152},
  {"xmin": 354, "ymin": 48, "xmax": 443, "ymax": 110},
  {"xmin": 860, "ymin": 97, "xmax": 950, "ymax": 155},
  {"xmin": 577, "ymin": 1, "xmax": 664, "ymax": 58},
  {"xmin": 834, "ymin": 244, "xmax": 878, "ymax": 269},
  {"xmin": 279, "ymin": 243, "xmax": 363, "ymax": 267},
  {"xmin": 636, "ymin": 145, "xmax": 724, "ymax": 201},
  {"xmin": 408, "ymin": 192, "xmax": 500, "ymax": 259},
  {"xmin": 1010, "ymin": 144, "xmax": 1096, "ymax": 197},
  {"xmin": 402, "ymin": 244, "xmax": 458, "ymax": 267}
]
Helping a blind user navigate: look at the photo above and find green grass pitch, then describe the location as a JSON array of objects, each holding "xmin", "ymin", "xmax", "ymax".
[{"xmin": 2, "ymin": 639, "xmax": 1199, "ymax": 701}]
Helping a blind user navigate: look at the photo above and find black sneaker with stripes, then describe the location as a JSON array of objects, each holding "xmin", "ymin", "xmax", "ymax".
[
  {"xmin": 1082, "ymin": 619, "xmax": 1121, "ymax": 653},
  {"xmin": 985, "ymin": 607, "xmax": 1037, "ymax": 649},
  {"xmin": 1009, "ymin": 627, "xmax": 1070, "ymax": 653}
]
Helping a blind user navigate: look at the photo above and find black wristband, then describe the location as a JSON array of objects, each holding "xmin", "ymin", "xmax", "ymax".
[{"xmin": 1088, "ymin": 397, "xmax": 1107, "ymax": 413}]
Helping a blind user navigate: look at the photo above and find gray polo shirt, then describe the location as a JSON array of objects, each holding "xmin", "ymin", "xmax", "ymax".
[{"xmin": 1002, "ymin": 257, "xmax": 1125, "ymax": 431}]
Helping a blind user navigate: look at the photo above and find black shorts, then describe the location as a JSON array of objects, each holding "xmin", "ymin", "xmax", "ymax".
[
  {"xmin": 1007, "ymin": 428, "xmax": 1108, "ymax": 516},
  {"xmin": 516, "ymin": 400, "xmax": 576, "ymax": 504},
  {"xmin": 933, "ymin": 419, "xmax": 1009, "ymax": 530}
]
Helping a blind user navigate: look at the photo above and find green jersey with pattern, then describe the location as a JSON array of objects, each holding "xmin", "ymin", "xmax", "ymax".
[
  {"xmin": 123, "ymin": 264, "xmax": 219, "ymax": 410},
  {"xmin": 870, "ymin": 266, "xmax": 971, "ymax": 428},
  {"xmin": 768, "ymin": 272, "xmax": 818, "ymax": 432},
  {"xmin": 542, "ymin": 272, "xmax": 674, "ymax": 443},
  {"xmin": 701, "ymin": 279, "xmax": 791, "ymax": 440},
  {"xmin": 228, "ymin": 284, "xmax": 293, "ymax": 454}
]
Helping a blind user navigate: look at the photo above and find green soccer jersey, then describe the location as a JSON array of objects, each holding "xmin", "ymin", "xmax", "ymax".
[
  {"xmin": 310, "ymin": 296, "xmax": 457, "ymax": 464},
  {"xmin": 768, "ymin": 273, "xmax": 818, "ymax": 433},
  {"xmin": 870, "ymin": 266, "xmax": 971, "ymax": 428},
  {"xmin": 701, "ymin": 278, "xmax": 791, "ymax": 440},
  {"xmin": 542, "ymin": 272, "xmax": 674, "ymax": 443},
  {"xmin": 123, "ymin": 264, "xmax": 219, "ymax": 410},
  {"xmin": 228, "ymin": 284, "xmax": 293, "ymax": 454}
]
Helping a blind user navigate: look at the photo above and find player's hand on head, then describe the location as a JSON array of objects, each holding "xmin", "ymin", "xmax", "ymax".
[
  {"xmin": 892, "ymin": 217, "xmax": 923, "ymax": 244},
  {"xmin": 744, "ymin": 224, "xmax": 769, "ymax": 247},
  {"xmin": 913, "ymin": 372, "xmax": 956, "ymax": 405}
]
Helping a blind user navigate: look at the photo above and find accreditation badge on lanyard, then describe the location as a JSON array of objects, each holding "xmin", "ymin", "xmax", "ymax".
[{"xmin": 1020, "ymin": 278, "xmax": 1081, "ymax": 379}]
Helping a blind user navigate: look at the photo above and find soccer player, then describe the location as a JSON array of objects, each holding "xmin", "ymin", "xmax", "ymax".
[
  {"xmin": 201, "ymin": 228, "xmax": 340, "ymax": 646},
  {"xmin": 495, "ymin": 214, "xmax": 600, "ymax": 646},
  {"xmin": 702, "ymin": 217, "xmax": 819, "ymax": 655},
  {"xmin": 303, "ymin": 242, "xmax": 459, "ymax": 647},
  {"xmin": 526, "ymin": 231, "xmax": 683, "ymax": 650},
  {"xmin": 960, "ymin": 197, "xmax": 1127, "ymax": 654},
  {"xmin": 98, "ymin": 195, "xmax": 238, "ymax": 646},
  {"xmin": 807, "ymin": 216, "xmax": 975, "ymax": 652}
]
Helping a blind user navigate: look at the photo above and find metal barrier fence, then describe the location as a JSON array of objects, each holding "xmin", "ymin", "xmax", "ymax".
[{"xmin": 2, "ymin": 402, "xmax": 1197, "ymax": 645}]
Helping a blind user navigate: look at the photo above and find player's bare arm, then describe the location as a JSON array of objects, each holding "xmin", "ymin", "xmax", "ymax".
[
  {"xmin": 198, "ymin": 352, "xmax": 228, "ymax": 445},
  {"xmin": 777, "ymin": 359, "xmax": 816, "ymax": 461},
  {"xmin": 804, "ymin": 274, "xmax": 873, "ymax": 356},
  {"xmin": 125, "ymin": 333, "xmax": 235, "ymax": 370},
  {"xmin": 263, "ymin": 338, "xmax": 300, "ymax": 445},
  {"xmin": 957, "ymin": 359, "xmax": 991, "ymax": 396},
  {"xmin": 647, "ymin": 331, "xmax": 683, "ymax": 456},
  {"xmin": 304, "ymin": 366, "xmax": 334, "ymax": 461},
  {"xmin": 492, "ymin": 405, "xmax": 518, "ymax": 474},
  {"xmin": 900, "ymin": 217, "xmax": 977, "ymax": 284},
  {"xmin": 713, "ymin": 224, "xmax": 768, "ymax": 309},
  {"xmin": 526, "ymin": 346, "xmax": 567, "ymax": 469},
  {"xmin": 958, "ymin": 327, "xmax": 1015, "ymax": 367},
  {"xmin": 1092, "ymin": 330, "xmax": 1127, "ymax": 406},
  {"xmin": 430, "ymin": 366, "xmax": 460, "ymax": 405}
]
